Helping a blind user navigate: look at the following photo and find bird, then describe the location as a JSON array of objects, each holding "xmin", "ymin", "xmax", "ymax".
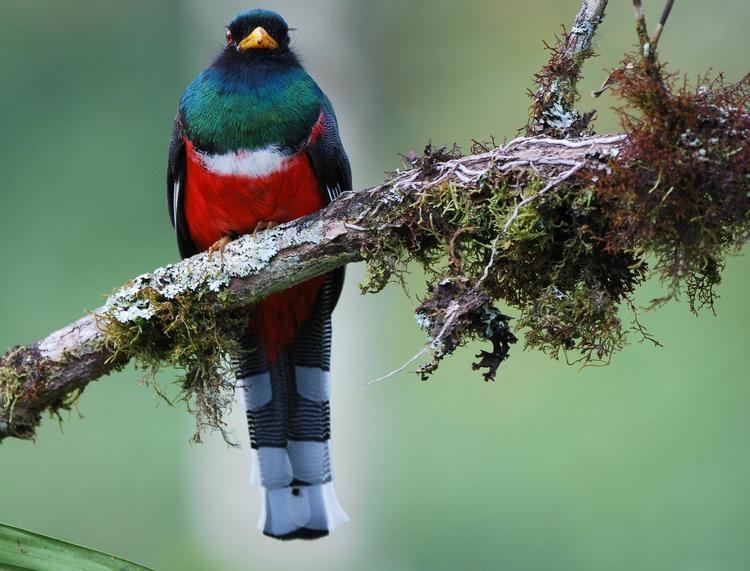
[{"xmin": 167, "ymin": 8, "xmax": 351, "ymax": 540}]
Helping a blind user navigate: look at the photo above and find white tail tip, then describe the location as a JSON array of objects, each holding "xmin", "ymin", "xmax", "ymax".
[{"xmin": 259, "ymin": 482, "xmax": 349, "ymax": 540}]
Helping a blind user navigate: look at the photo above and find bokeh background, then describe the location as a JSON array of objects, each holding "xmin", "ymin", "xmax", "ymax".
[{"xmin": 1, "ymin": 1, "xmax": 749, "ymax": 570}]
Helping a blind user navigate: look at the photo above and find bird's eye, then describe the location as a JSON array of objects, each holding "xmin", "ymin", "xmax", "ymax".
[{"xmin": 225, "ymin": 29, "xmax": 233, "ymax": 45}]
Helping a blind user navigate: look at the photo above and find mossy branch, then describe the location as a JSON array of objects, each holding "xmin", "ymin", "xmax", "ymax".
[
  {"xmin": 0, "ymin": 134, "xmax": 625, "ymax": 442},
  {"xmin": 2, "ymin": 0, "xmax": 748, "ymax": 443}
]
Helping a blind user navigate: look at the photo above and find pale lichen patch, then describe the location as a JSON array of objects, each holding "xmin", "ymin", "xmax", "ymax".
[
  {"xmin": 96, "ymin": 227, "xmax": 325, "ymax": 442},
  {"xmin": 94, "ymin": 219, "xmax": 347, "ymax": 442},
  {"xmin": 544, "ymin": 99, "xmax": 581, "ymax": 130},
  {"xmin": 104, "ymin": 230, "xmax": 282, "ymax": 323}
]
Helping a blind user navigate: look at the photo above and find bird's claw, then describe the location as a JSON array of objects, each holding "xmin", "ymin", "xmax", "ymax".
[
  {"xmin": 207, "ymin": 235, "xmax": 234, "ymax": 263},
  {"xmin": 253, "ymin": 220, "xmax": 279, "ymax": 239}
]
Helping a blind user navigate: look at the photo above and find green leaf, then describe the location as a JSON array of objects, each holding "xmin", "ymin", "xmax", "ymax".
[{"xmin": 0, "ymin": 524, "xmax": 154, "ymax": 571}]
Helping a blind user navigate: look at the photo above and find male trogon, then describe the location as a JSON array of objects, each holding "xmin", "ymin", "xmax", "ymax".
[{"xmin": 167, "ymin": 8, "xmax": 351, "ymax": 540}]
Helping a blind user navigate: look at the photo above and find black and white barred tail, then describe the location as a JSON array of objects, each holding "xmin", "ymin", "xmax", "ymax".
[{"xmin": 235, "ymin": 274, "xmax": 347, "ymax": 540}]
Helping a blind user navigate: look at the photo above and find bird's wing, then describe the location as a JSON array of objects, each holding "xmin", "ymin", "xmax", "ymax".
[
  {"xmin": 306, "ymin": 106, "xmax": 352, "ymax": 207},
  {"xmin": 306, "ymin": 105, "xmax": 351, "ymax": 306},
  {"xmin": 167, "ymin": 112, "xmax": 199, "ymax": 259}
]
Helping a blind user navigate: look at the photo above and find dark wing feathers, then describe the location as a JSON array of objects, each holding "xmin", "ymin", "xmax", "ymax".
[
  {"xmin": 166, "ymin": 113, "xmax": 182, "ymax": 228},
  {"xmin": 306, "ymin": 106, "xmax": 351, "ymax": 307},
  {"xmin": 306, "ymin": 107, "xmax": 352, "ymax": 206},
  {"xmin": 167, "ymin": 112, "xmax": 198, "ymax": 259}
]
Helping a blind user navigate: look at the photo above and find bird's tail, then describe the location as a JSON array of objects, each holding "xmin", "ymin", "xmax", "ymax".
[{"xmin": 236, "ymin": 278, "xmax": 347, "ymax": 540}]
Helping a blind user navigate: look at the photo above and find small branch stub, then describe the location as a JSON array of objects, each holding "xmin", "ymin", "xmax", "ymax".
[{"xmin": 527, "ymin": 0, "xmax": 609, "ymax": 137}]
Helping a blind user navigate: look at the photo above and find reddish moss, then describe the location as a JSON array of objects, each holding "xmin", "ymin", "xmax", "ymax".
[{"xmin": 598, "ymin": 55, "xmax": 750, "ymax": 309}]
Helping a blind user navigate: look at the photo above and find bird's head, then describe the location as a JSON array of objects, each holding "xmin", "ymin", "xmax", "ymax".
[{"xmin": 225, "ymin": 9, "xmax": 291, "ymax": 55}]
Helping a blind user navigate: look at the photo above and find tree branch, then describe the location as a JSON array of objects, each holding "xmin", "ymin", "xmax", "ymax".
[
  {"xmin": 2, "ymin": 0, "xmax": 748, "ymax": 444},
  {"xmin": 0, "ymin": 134, "xmax": 625, "ymax": 442},
  {"xmin": 564, "ymin": 0, "xmax": 609, "ymax": 62}
]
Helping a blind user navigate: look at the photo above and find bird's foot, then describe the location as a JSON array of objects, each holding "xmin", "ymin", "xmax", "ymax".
[
  {"xmin": 207, "ymin": 235, "xmax": 234, "ymax": 263},
  {"xmin": 253, "ymin": 220, "xmax": 280, "ymax": 238}
]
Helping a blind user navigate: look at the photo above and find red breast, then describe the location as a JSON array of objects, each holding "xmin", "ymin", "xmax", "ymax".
[{"xmin": 183, "ymin": 139, "xmax": 326, "ymax": 358}]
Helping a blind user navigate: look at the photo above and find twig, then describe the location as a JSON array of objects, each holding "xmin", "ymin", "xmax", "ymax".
[
  {"xmin": 364, "ymin": 347, "xmax": 429, "ymax": 386},
  {"xmin": 366, "ymin": 299, "xmax": 463, "ymax": 386},
  {"xmin": 565, "ymin": 0, "xmax": 610, "ymax": 59},
  {"xmin": 633, "ymin": 0, "xmax": 650, "ymax": 53},
  {"xmin": 527, "ymin": 0, "xmax": 609, "ymax": 136},
  {"xmin": 633, "ymin": 0, "xmax": 674, "ymax": 56},
  {"xmin": 651, "ymin": 0, "xmax": 675, "ymax": 47}
]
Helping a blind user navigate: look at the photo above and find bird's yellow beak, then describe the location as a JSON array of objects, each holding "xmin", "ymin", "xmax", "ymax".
[{"xmin": 238, "ymin": 27, "xmax": 279, "ymax": 51}]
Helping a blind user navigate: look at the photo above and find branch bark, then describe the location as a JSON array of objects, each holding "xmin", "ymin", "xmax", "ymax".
[
  {"xmin": 527, "ymin": 0, "xmax": 608, "ymax": 136},
  {"xmin": 563, "ymin": 0, "xmax": 609, "ymax": 62},
  {"xmin": 3, "ymin": 0, "xmax": 748, "ymax": 444},
  {"xmin": 0, "ymin": 134, "xmax": 626, "ymax": 442}
]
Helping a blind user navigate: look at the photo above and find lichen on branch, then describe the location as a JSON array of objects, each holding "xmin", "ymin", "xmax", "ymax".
[
  {"xmin": 1, "ymin": 0, "xmax": 749, "ymax": 443},
  {"xmin": 99, "ymin": 233, "xmax": 285, "ymax": 441},
  {"xmin": 527, "ymin": 0, "xmax": 608, "ymax": 137}
]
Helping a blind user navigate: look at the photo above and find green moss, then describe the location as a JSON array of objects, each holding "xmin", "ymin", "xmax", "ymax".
[
  {"xmin": 360, "ymin": 149, "xmax": 651, "ymax": 379},
  {"xmin": 0, "ymin": 347, "xmax": 75, "ymax": 440},
  {"xmin": 518, "ymin": 284, "xmax": 626, "ymax": 364},
  {"xmin": 96, "ymin": 230, "xmax": 288, "ymax": 442},
  {"xmin": 101, "ymin": 284, "xmax": 245, "ymax": 443},
  {"xmin": 0, "ymin": 361, "xmax": 24, "ymax": 426}
]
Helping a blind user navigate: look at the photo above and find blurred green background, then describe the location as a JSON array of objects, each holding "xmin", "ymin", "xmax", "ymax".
[{"xmin": 1, "ymin": 1, "xmax": 749, "ymax": 570}]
